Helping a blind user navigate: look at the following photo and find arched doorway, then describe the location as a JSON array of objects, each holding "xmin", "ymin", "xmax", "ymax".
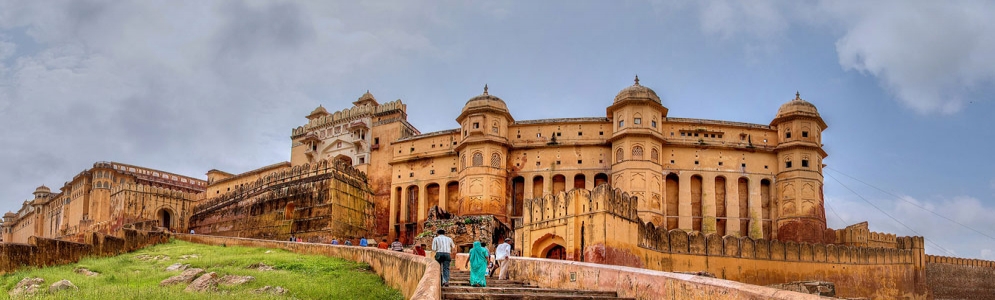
[
  {"xmin": 545, "ymin": 245, "xmax": 566, "ymax": 260},
  {"xmin": 157, "ymin": 208, "xmax": 173, "ymax": 230}
]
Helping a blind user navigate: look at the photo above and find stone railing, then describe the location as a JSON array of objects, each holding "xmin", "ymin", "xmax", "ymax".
[
  {"xmin": 175, "ymin": 234, "xmax": 440, "ymax": 300},
  {"xmin": 453, "ymin": 253, "xmax": 819, "ymax": 300}
]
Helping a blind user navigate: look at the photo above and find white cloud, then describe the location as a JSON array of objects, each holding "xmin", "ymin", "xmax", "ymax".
[
  {"xmin": 827, "ymin": 1, "xmax": 995, "ymax": 115},
  {"xmin": 661, "ymin": 1, "xmax": 995, "ymax": 115}
]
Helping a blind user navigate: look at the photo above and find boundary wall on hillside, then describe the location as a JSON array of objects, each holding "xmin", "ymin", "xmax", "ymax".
[
  {"xmin": 0, "ymin": 229, "xmax": 169, "ymax": 274},
  {"xmin": 453, "ymin": 253, "xmax": 818, "ymax": 299},
  {"xmin": 175, "ymin": 234, "xmax": 440, "ymax": 300},
  {"xmin": 926, "ymin": 255, "xmax": 995, "ymax": 299}
]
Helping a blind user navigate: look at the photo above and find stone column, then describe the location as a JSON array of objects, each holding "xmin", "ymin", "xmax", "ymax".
[
  {"xmin": 417, "ymin": 184, "xmax": 427, "ymax": 223},
  {"xmin": 702, "ymin": 174, "xmax": 717, "ymax": 235},
  {"xmin": 749, "ymin": 176, "xmax": 763, "ymax": 239},
  {"xmin": 400, "ymin": 186, "xmax": 410, "ymax": 223},
  {"xmin": 679, "ymin": 172, "xmax": 692, "ymax": 230},
  {"xmin": 727, "ymin": 177, "xmax": 741, "ymax": 236},
  {"xmin": 439, "ymin": 181, "xmax": 448, "ymax": 212}
]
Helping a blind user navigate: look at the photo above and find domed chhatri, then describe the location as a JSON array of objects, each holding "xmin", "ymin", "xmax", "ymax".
[
  {"xmin": 307, "ymin": 105, "xmax": 330, "ymax": 120},
  {"xmin": 774, "ymin": 91, "xmax": 822, "ymax": 121},
  {"xmin": 34, "ymin": 185, "xmax": 51, "ymax": 194},
  {"xmin": 462, "ymin": 84, "xmax": 509, "ymax": 114},
  {"xmin": 613, "ymin": 75, "xmax": 661, "ymax": 104}
]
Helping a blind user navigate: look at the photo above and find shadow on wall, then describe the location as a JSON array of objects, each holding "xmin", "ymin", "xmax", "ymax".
[{"xmin": 0, "ymin": 229, "xmax": 170, "ymax": 274}]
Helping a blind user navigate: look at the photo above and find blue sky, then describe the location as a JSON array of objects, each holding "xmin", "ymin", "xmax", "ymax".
[{"xmin": 1, "ymin": 1, "xmax": 993, "ymax": 259}]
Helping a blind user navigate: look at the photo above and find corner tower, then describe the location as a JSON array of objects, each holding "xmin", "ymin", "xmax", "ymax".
[
  {"xmin": 606, "ymin": 77, "xmax": 670, "ymax": 226},
  {"xmin": 770, "ymin": 92, "xmax": 828, "ymax": 243},
  {"xmin": 455, "ymin": 85, "xmax": 514, "ymax": 222}
]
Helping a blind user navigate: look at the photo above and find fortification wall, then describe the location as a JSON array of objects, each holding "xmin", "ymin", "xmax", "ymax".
[
  {"xmin": 454, "ymin": 253, "xmax": 817, "ymax": 300},
  {"xmin": 926, "ymin": 255, "xmax": 995, "ymax": 299},
  {"xmin": 188, "ymin": 160, "xmax": 375, "ymax": 242},
  {"xmin": 0, "ymin": 229, "xmax": 169, "ymax": 274},
  {"xmin": 175, "ymin": 233, "xmax": 440, "ymax": 300},
  {"xmin": 519, "ymin": 185, "xmax": 929, "ymax": 299}
]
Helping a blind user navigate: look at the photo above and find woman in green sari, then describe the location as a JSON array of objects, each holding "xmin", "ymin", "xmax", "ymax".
[{"xmin": 468, "ymin": 241, "xmax": 490, "ymax": 287}]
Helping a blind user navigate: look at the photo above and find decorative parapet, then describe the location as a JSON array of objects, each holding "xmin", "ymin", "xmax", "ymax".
[
  {"xmin": 926, "ymin": 255, "xmax": 995, "ymax": 268},
  {"xmin": 522, "ymin": 184, "xmax": 638, "ymax": 228},
  {"xmin": 637, "ymin": 221, "xmax": 919, "ymax": 265},
  {"xmin": 191, "ymin": 159, "xmax": 369, "ymax": 217},
  {"xmin": 292, "ymin": 99, "xmax": 406, "ymax": 138}
]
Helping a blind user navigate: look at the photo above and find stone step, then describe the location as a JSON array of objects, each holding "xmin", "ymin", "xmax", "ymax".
[
  {"xmin": 444, "ymin": 287, "xmax": 618, "ymax": 297},
  {"xmin": 442, "ymin": 292, "xmax": 633, "ymax": 300},
  {"xmin": 448, "ymin": 281, "xmax": 535, "ymax": 288}
]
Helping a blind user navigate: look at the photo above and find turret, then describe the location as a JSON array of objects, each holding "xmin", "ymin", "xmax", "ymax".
[
  {"xmin": 606, "ymin": 76, "xmax": 671, "ymax": 228},
  {"xmin": 770, "ymin": 92, "xmax": 829, "ymax": 243},
  {"xmin": 454, "ymin": 85, "xmax": 513, "ymax": 221}
]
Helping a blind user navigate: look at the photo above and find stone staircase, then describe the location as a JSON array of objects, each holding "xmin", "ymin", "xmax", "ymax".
[{"xmin": 443, "ymin": 271, "xmax": 634, "ymax": 300}]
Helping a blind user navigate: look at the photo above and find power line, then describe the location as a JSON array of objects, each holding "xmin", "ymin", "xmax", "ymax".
[
  {"xmin": 824, "ymin": 197, "xmax": 848, "ymax": 227},
  {"xmin": 825, "ymin": 171, "xmax": 958, "ymax": 256},
  {"xmin": 826, "ymin": 167, "xmax": 995, "ymax": 243}
]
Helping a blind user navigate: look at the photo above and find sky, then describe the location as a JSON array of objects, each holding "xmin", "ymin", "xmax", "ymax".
[{"xmin": 1, "ymin": 0, "xmax": 994, "ymax": 259}]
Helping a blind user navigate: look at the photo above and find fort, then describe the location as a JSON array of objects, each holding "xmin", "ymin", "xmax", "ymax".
[{"xmin": 2, "ymin": 78, "xmax": 994, "ymax": 299}]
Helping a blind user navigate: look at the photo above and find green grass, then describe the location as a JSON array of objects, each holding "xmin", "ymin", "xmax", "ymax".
[{"xmin": 1, "ymin": 239, "xmax": 404, "ymax": 300}]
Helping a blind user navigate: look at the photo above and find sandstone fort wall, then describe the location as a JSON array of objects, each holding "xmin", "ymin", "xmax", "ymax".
[
  {"xmin": 454, "ymin": 253, "xmax": 819, "ymax": 300},
  {"xmin": 0, "ymin": 229, "xmax": 169, "ymax": 274},
  {"xmin": 926, "ymin": 255, "xmax": 995, "ymax": 299},
  {"xmin": 519, "ymin": 185, "xmax": 930, "ymax": 299},
  {"xmin": 176, "ymin": 233, "xmax": 441, "ymax": 300},
  {"xmin": 188, "ymin": 160, "xmax": 375, "ymax": 242}
]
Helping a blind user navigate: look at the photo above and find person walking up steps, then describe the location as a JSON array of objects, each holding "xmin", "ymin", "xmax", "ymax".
[
  {"xmin": 495, "ymin": 237, "xmax": 513, "ymax": 279},
  {"xmin": 432, "ymin": 229, "xmax": 456, "ymax": 287},
  {"xmin": 466, "ymin": 241, "xmax": 490, "ymax": 287}
]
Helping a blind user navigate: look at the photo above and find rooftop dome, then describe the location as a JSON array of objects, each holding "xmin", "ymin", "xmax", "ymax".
[
  {"xmin": 613, "ymin": 75, "xmax": 661, "ymax": 104},
  {"xmin": 354, "ymin": 90, "xmax": 379, "ymax": 106},
  {"xmin": 775, "ymin": 92, "xmax": 820, "ymax": 119},
  {"xmin": 462, "ymin": 84, "xmax": 509, "ymax": 114},
  {"xmin": 34, "ymin": 185, "xmax": 50, "ymax": 194},
  {"xmin": 306, "ymin": 105, "xmax": 330, "ymax": 120},
  {"xmin": 4, "ymin": 211, "xmax": 15, "ymax": 217}
]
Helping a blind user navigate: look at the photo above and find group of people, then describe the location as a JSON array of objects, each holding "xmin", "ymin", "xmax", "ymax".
[
  {"xmin": 431, "ymin": 229, "xmax": 514, "ymax": 287},
  {"xmin": 288, "ymin": 230, "xmax": 514, "ymax": 288}
]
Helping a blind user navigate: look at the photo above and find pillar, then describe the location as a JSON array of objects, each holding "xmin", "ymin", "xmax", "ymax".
[
  {"xmin": 727, "ymin": 177, "xmax": 741, "ymax": 236},
  {"xmin": 702, "ymin": 174, "xmax": 717, "ymax": 234},
  {"xmin": 749, "ymin": 176, "xmax": 763, "ymax": 239},
  {"xmin": 679, "ymin": 172, "xmax": 692, "ymax": 230}
]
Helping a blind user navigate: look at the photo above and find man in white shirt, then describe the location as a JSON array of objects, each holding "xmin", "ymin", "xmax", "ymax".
[
  {"xmin": 494, "ymin": 237, "xmax": 513, "ymax": 280},
  {"xmin": 432, "ymin": 229, "xmax": 456, "ymax": 286}
]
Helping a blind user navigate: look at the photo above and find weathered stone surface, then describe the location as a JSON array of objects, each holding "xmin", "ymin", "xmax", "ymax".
[
  {"xmin": 247, "ymin": 262, "xmax": 274, "ymax": 271},
  {"xmin": 160, "ymin": 268, "xmax": 205, "ymax": 286},
  {"xmin": 8, "ymin": 277, "xmax": 44, "ymax": 297},
  {"xmin": 49, "ymin": 279, "xmax": 79, "ymax": 293},
  {"xmin": 218, "ymin": 275, "xmax": 255, "ymax": 286},
  {"xmin": 75, "ymin": 267, "xmax": 100, "ymax": 276},
  {"xmin": 767, "ymin": 281, "xmax": 835, "ymax": 296},
  {"xmin": 254, "ymin": 286, "xmax": 288, "ymax": 295},
  {"xmin": 184, "ymin": 272, "xmax": 219, "ymax": 292},
  {"xmin": 165, "ymin": 263, "xmax": 189, "ymax": 271}
]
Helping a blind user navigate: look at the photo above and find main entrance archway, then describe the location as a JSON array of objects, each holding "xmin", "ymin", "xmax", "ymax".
[{"xmin": 157, "ymin": 208, "xmax": 173, "ymax": 230}]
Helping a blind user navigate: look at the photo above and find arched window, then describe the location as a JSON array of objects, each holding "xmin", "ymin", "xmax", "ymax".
[
  {"xmin": 491, "ymin": 153, "xmax": 502, "ymax": 168},
  {"xmin": 632, "ymin": 146, "xmax": 644, "ymax": 160},
  {"xmin": 472, "ymin": 152, "xmax": 483, "ymax": 166},
  {"xmin": 651, "ymin": 148, "xmax": 659, "ymax": 163},
  {"xmin": 615, "ymin": 148, "xmax": 624, "ymax": 163}
]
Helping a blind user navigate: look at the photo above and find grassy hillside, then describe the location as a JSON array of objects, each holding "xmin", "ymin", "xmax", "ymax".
[{"xmin": 1, "ymin": 239, "xmax": 404, "ymax": 299}]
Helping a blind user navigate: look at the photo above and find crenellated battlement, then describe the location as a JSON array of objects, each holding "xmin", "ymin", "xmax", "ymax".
[
  {"xmin": 637, "ymin": 224, "xmax": 918, "ymax": 265},
  {"xmin": 927, "ymin": 255, "xmax": 995, "ymax": 268},
  {"xmin": 191, "ymin": 159, "xmax": 369, "ymax": 217},
  {"xmin": 291, "ymin": 99, "xmax": 405, "ymax": 138},
  {"xmin": 522, "ymin": 184, "xmax": 638, "ymax": 227}
]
